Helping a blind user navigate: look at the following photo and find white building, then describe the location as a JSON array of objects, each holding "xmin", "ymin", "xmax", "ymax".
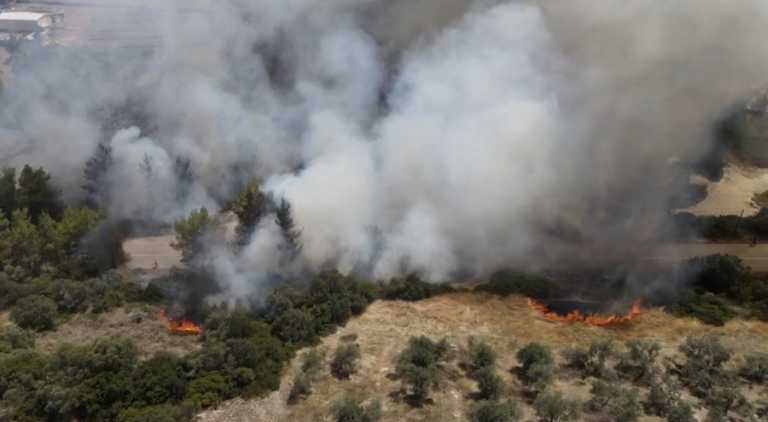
[{"xmin": 0, "ymin": 11, "xmax": 51, "ymax": 33}]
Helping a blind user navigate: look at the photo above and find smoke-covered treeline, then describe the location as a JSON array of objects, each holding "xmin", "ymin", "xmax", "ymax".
[{"xmin": 3, "ymin": 0, "xmax": 768, "ymax": 298}]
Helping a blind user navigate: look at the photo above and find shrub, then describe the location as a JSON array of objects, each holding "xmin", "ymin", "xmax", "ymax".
[
  {"xmin": 677, "ymin": 336, "xmax": 732, "ymax": 398},
  {"xmin": 0, "ymin": 326, "xmax": 34, "ymax": 353},
  {"xmin": 477, "ymin": 271, "xmax": 561, "ymax": 299},
  {"xmin": 667, "ymin": 401, "xmax": 696, "ymax": 422},
  {"xmin": 616, "ymin": 339, "xmax": 661, "ymax": 384},
  {"xmin": 116, "ymin": 404, "xmax": 192, "ymax": 422},
  {"xmin": 516, "ymin": 343, "xmax": 554, "ymax": 386},
  {"xmin": 644, "ymin": 374, "xmax": 683, "ymax": 417},
  {"xmin": 586, "ymin": 380, "xmax": 642, "ymax": 421},
  {"xmin": 380, "ymin": 274, "xmax": 452, "ymax": 301},
  {"xmin": 562, "ymin": 339, "xmax": 613, "ymax": 378},
  {"xmin": 467, "ymin": 400, "xmax": 521, "ymax": 422},
  {"xmin": 331, "ymin": 343, "xmax": 361, "ymax": 380},
  {"xmin": 685, "ymin": 255, "xmax": 750, "ymax": 296},
  {"xmin": 475, "ymin": 366, "xmax": 505, "ymax": 401},
  {"xmin": 739, "ymin": 353, "xmax": 768, "ymax": 383},
  {"xmin": 130, "ymin": 353, "xmax": 187, "ymax": 407},
  {"xmin": 271, "ymin": 307, "xmax": 316, "ymax": 345},
  {"xmin": 287, "ymin": 373, "xmax": 312, "ymax": 405},
  {"xmin": 186, "ymin": 373, "xmax": 231, "ymax": 409},
  {"xmin": 533, "ymin": 389, "xmax": 579, "ymax": 422},
  {"xmin": 395, "ymin": 336, "xmax": 449, "ymax": 406},
  {"xmin": 10, "ymin": 294, "xmax": 58, "ymax": 331},
  {"xmin": 332, "ymin": 398, "xmax": 381, "ymax": 422},
  {"xmin": 300, "ymin": 348, "xmax": 325, "ymax": 377},
  {"xmin": 466, "ymin": 338, "xmax": 497, "ymax": 376},
  {"xmin": 668, "ymin": 292, "xmax": 736, "ymax": 326},
  {"xmin": 705, "ymin": 382, "xmax": 751, "ymax": 418}
]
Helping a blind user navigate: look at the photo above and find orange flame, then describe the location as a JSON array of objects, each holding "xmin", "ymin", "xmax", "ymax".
[
  {"xmin": 159, "ymin": 309, "xmax": 202, "ymax": 335},
  {"xmin": 527, "ymin": 298, "xmax": 642, "ymax": 327}
]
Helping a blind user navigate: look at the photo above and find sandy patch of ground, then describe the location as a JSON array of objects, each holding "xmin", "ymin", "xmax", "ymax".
[
  {"xmin": 122, "ymin": 235, "xmax": 182, "ymax": 272},
  {"xmin": 34, "ymin": 305, "xmax": 200, "ymax": 357},
  {"xmin": 197, "ymin": 293, "xmax": 768, "ymax": 422},
  {"xmin": 687, "ymin": 164, "xmax": 768, "ymax": 216}
]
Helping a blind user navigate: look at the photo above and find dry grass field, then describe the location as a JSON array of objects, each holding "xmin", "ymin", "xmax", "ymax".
[{"xmin": 197, "ymin": 292, "xmax": 768, "ymax": 422}]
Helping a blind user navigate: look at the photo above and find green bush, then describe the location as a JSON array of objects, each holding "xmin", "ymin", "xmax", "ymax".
[
  {"xmin": 287, "ymin": 372, "xmax": 312, "ymax": 405},
  {"xmin": 739, "ymin": 353, "xmax": 768, "ymax": 383},
  {"xmin": 10, "ymin": 294, "xmax": 58, "ymax": 331},
  {"xmin": 686, "ymin": 255, "xmax": 750, "ymax": 296},
  {"xmin": 516, "ymin": 342, "xmax": 554, "ymax": 385},
  {"xmin": 395, "ymin": 336, "xmax": 449, "ymax": 406},
  {"xmin": 561, "ymin": 339, "xmax": 613, "ymax": 378},
  {"xmin": 586, "ymin": 380, "xmax": 642, "ymax": 421},
  {"xmin": 116, "ymin": 404, "xmax": 193, "ymax": 422},
  {"xmin": 331, "ymin": 343, "xmax": 361, "ymax": 380},
  {"xmin": 477, "ymin": 271, "xmax": 561, "ymax": 299},
  {"xmin": 616, "ymin": 339, "xmax": 661, "ymax": 384},
  {"xmin": 475, "ymin": 366, "xmax": 505, "ymax": 401},
  {"xmin": 668, "ymin": 292, "xmax": 736, "ymax": 326},
  {"xmin": 130, "ymin": 353, "xmax": 187, "ymax": 407},
  {"xmin": 533, "ymin": 389, "xmax": 579, "ymax": 422},
  {"xmin": 644, "ymin": 374, "xmax": 684, "ymax": 417},
  {"xmin": 380, "ymin": 274, "xmax": 452, "ymax": 301},
  {"xmin": 677, "ymin": 336, "xmax": 732, "ymax": 398},
  {"xmin": 465, "ymin": 338, "xmax": 497, "ymax": 376},
  {"xmin": 467, "ymin": 400, "xmax": 521, "ymax": 422},
  {"xmin": 0, "ymin": 326, "xmax": 34, "ymax": 353},
  {"xmin": 186, "ymin": 373, "xmax": 231, "ymax": 409},
  {"xmin": 332, "ymin": 398, "xmax": 381, "ymax": 422}
]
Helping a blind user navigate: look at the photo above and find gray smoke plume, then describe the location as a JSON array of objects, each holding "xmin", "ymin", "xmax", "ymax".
[{"xmin": 2, "ymin": 0, "xmax": 768, "ymax": 301}]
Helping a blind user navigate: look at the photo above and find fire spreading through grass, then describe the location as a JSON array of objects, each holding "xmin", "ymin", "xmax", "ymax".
[
  {"xmin": 159, "ymin": 309, "xmax": 202, "ymax": 335},
  {"xmin": 527, "ymin": 298, "xmax": 643, "ymax": 327}
]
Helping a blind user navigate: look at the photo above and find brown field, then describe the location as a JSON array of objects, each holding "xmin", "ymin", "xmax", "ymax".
[
  {"xmin": 197, "ymin": 293, "xmax": 768, "ymax": 422},
  {"xmin": 35, "ymin": 304, "xmax": 200, "ymax": 357}
]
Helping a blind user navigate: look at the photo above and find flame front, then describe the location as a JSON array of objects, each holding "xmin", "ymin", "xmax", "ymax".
[
  {"xmin": 159, "ymin": 309, "xmax": 202, "ymax": 335},
  {"xmin": 527, "ymin": 298, "xmax": 642, "ymax": 327}
]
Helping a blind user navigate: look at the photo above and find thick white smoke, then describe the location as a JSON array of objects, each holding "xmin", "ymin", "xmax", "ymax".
[{"xmin": 2, "ymin": 0, "xmax": 768, "ymax": 298}]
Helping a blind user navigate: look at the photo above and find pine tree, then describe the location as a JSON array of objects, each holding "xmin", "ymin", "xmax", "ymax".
[
  {"xmin": 17, "ymin": 165, "xmax": 62, "ymax": 222},
  {"xmin": 82, "ymin": 142, "xmax": 113, "ymax": 209},
  {"xmin": 173, "ymin": 156, "xmax": 195, "ymax": 203},
  {"xmin": 0, "ymin": 167, "xmax": 16, "ymax": 217},
  {"xmin": 232, "ymin": 180, "xmax": 268, "ymax": 249},
  {"xmin": 275, "ymin": 197, "xmax": 301, "ymax": 257}
]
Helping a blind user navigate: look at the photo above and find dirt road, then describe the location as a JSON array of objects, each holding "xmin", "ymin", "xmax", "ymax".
[{"xmin": 122, "ymin": 235, "xmax": 181, "ymax": 271}]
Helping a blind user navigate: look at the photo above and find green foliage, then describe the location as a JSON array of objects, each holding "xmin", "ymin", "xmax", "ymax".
[
  {"xmin": 287, "ymin": 348, "xmax": 326, "ymax": 405},
  {"xmin": 615, "ymin": 339, "xmax": 660, "ymax": 384},
  {"xmin": 532, "ymin": 389, "xmax": 579, "ymax": 422},
  {"xmin": 395, "ymin": 336, "xmax": 449, "ymax": 406},
  {"xmin": 232, "ymin": 179, "xmax": 268, "ymax": 249},
  {"xmin": 287, "ymin": 372, "xmax": 312, "ymax": 405},
  {"xmin": 467, "ymin": 400, "xmax": 521, "ymax": 422},
  {"xmin": 0, "ymin": 325, "xmax": 34, "ymax": 353},
  {"xmin": 739, "ymin": 353, "xmax": 768, "ymax": 383},
  {"xmin": 272, "ymin": 307, "xmax": 317, "ymax": 345},
  {"xmin": 172, "ymin": 207, "xmax": 215, "ymax": 264},
  {"xmin": 331, "ymin": 342, "xmax": 361, "ymax": 380},
  {"xmin": 10, "ymin": 294, "xmax": 58, "ymax": 331},
  {"xmin": 186, "ymin": 373, "xmax": 231, "ymax": 409},
  {"xmin": 130, "ymin": 353, "xmax": 187, "ymax": 407},
  {"xmin": 477, "ymin": 271, "xmax": 562, "ymax": 299},
  {"xmin": 82, "ymin": 142, "xmax": 113, "ymax": 209},
  {"xmin": 561, "ymin": 339, "xmax": 613, "ymax": 378},
  {"xmin": 667, "ymin": 401, "xmax": 697, "ymax": 422},
  {"xmin": 586, "ymin": 380, "xmax": 642, "ymax": 422},
  {"xmin": 332, "ymin": 397, "xmax": 381, "ymax": 422},
  {"xmin": 465, "ymin": 338, "xmax": 497, "ymax": 376},
  {"xmin": 0, "ymin": 167, "xmax": 16, "ymax": 217},
  {"xmin": 516, "ymin": 343, "xmax": 554, "ymax": 386},
  {"xmin": 668, "ymin": 292, "xmax": 736, "ymax": 326},
  {"xmin": 704, "ymin": 382, "xmax": 751, "ymax": 419},
  {"xmin": 301, "ymin": 347, "xmax": 325, "ymax": 376},
  {"xmin": 275, "ymin": 197, "xmax": 301, "ymax": 257},
  {"xmin": 686, "ymin": 255, "xmax": 750, "ymax": 296},
  {"xmin": 644, "ymin": 374, "xmax": 685, "ymax": 417},
  {"xmin": 475, "ymin": 366, "xmax": 505, "ymax": 401},
  {"xmin": 16, "ymin": 164, "xmax": 63, "ymax": 222},
  {"xmin": 380, "ymin": 274, "xmax": 453, "ymax": 301},
  {"xmin": 116, "ymin": 404, "xmax": 193, "ymax": 422},
  {"xmin": 676, "ymin": 335, "xmax": 732, "ymax": 398}
]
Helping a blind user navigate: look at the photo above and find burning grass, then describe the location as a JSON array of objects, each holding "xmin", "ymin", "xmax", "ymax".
[
  {"xmin": 197, "ymin": 292, "xmax": 768, "ymax": 422},
  {"xmin": 159, "ymin": 309, "xmax": 202, "ymax": 335},
  {"xmin": 527, "ymin": 298, "xmax": 643, "ymax": 327}
]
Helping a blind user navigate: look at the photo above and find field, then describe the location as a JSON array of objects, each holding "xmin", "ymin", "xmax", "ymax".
[{"xmin": 197, "ymin": 292, "xmax": 768, "ymax": 422}]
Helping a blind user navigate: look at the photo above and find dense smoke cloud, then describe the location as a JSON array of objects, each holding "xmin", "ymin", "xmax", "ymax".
[{"xmin": 2, "ymin": 0, "xmax": 768, "ymax": 298}]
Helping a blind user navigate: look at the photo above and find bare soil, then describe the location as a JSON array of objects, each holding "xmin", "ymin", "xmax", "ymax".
[
  {"xmin": 196, "ymin": 293, "xmax": 768, "ymax": 422},
  {"xmin": 686, "ymin": 164, "xmax": 768, "ymax": 216}
]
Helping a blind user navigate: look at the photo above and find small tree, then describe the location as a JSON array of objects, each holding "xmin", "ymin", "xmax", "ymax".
[
  {"xmin": 644, "ymin": 374, "xmax": 684, "ymax": 417},
  {"xmin": 395, "ymin": 336, "xmax": 449, "ymax": 406},
  {"xmin": 16, "ymin": 165, "xmax": 62, "ymax": 222},
  {"xmin": 332, "ymin": 398, "xmax": 381, "ymax": 422},
  {"xmin": 466, "ymin": 338, "xmax": 497, "ymax": 375},
  {"xmin": 562, "ymin": 339, "xmax": 613, "ymax": 378},
  {"xmin": 676, "ymin": 335, "xmax": 732, "ymax": 397},
  {"xmin": 533, "ymin": 389, "xmax": 579, "ymax": 422},
  {"xmin": 516, "ymin": 342, "xmax": 554, "ymax": 388},
  {"xmin": 0, "ymin": 167, "xmax": 16, "ymax": 217},
  {"xmin": 468, "ymin": 400, "xmax": 521, "ymax": 422},
  {"xmin": 232, "ymin": 179, "xmax": 268, "ymax": 249},
  {"xmin": 275, "ymin": 197, "xmax": 301, "ymax": 257},
  {"xmin": 586, "ymin": 380, "xmax": 642, "ymax": 421},
  {"xmin": 82, "ymin": 143, "xmax": 113, "ymax": 209},
  {"xmin": 616, "ymin": 339, "xmax": 660, "ymax": 384},
  {"xmin": 172, "ymin": 207, "xmax": 215, "ymax": 264},
  {"xmin": 331, "ymin": 343, "xmax": 361, "ymax": 380},
  {"xmin": 475, "ymin": 366, "xmax": 504, "ymax": 401},
  {"xmin": 173, "ymin": 156, "xmax": 195, "ymax": 203},
  {"xmin": 10, "ymin": 294, "xmax": 58, "ymax": 331}
]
